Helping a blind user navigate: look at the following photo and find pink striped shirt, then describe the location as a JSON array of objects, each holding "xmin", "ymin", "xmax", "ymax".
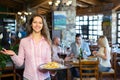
[{"xmin": 11, "ymin": 35, "xmax": 51, "ymax": 80}]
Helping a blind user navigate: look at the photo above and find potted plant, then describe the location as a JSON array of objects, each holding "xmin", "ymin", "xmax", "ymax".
[{"xmin": 0, "ymin": 44, "xmax": 19, "ymax": 74}]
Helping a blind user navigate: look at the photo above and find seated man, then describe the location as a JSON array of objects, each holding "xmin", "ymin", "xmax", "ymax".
[
  {"xmin": 70, "ymin": 34, "xmax": 91, "ymax": 59},
  {"xmin": 70, "ymin": 34, "xmax": 91, "ymax": 78},
  {"xmin": 52, "ymin": 37, "xmax": 69, "ymax": 80}
]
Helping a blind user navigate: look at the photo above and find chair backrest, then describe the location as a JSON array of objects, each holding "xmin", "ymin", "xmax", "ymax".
[
  {"xmin": 111, "ymin": 52, "xmax": 117, "ymax": 71},
  {"xmin": 79, "ymin": 59, "xmax": 99, "ymax": 80},
  {"xmin": 0, "ymin": 61, "xmax": 16, "ymax": 80}
]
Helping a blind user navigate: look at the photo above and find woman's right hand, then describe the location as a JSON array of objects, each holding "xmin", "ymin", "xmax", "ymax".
[{"xmin": 0, "ymin": 49, "xmax": 15, "ymax": 56}]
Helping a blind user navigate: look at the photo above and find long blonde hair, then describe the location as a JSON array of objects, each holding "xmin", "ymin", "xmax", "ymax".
[
  {"xmin": 98, "ymin": 36, "xmax": 109, "ymax": 48},
  {"xmin": 98, "ymin": 35, "xmax": 111, "ymax": 58},
  {"xmin": 27, "ymin": 14, "xmax": 51, "ymax": 45}
]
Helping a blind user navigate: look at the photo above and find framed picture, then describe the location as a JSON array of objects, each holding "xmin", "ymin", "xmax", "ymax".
[{"xmin": 53, "ymin": 11, "xmax": 66, "ymax": 30}]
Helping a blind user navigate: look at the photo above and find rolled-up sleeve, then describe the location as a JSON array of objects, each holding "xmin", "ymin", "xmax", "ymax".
[{"xmin": 11, "ymin": 39, "xmax": 25, "ymax": 67}]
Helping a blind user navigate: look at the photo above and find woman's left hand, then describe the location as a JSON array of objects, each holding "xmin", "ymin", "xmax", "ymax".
[{"xmin": 49, "ymin": 70, "xmax": 57, "ymax": 76}]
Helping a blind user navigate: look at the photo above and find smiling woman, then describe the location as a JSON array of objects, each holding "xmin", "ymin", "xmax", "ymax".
[{"xmin": 0, "ymin": 14, "xmax": 52, "ymax": 80}]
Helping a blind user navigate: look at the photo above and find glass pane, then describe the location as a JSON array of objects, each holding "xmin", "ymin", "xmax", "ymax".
[
  {"xmin": 89, "ymin": 35, "xmax": 93, "ymax": 39},
  {"xmin": 76, "ymin": 30, "xmax": 79, "ymax": 33},
  {"xmin": 89, "ymin": 21, "xmax": 93, "ymax": 25},
  {"xmin": 93, "ymin": 21, "xmax": 98, "ymax": 25},
  {"xmin": 118, "ymin": 38, "xmax": 120, "ymax": 43},
  {"xmin": 89, "ymin": 16, "xmax": 93, "ymax": 20},
  {"xmin": 80, "ymin": 30, "xmax": 82, "ymax": 34},
  {"xmin": 80, "ymin": 17, "xmax": 83, "ymax": 20},
  {"xmin": 76, "ymin": 16, "xmax": 79, "ymax": 21},
  {"xmin": 80, "ymin": 26, "xmax": 82, "ymax": 29},
  {"xmin": 93, "ymin": 36, "xmax": 97, "ymax": 42},
  {"xmin": 76, "ymin": 21, "xmax": 80, "ymax": 25},
  {"xmin": 83, "ymin": 35, "xmax": 87, "ymax": 38},
  {"xmin": 80, "ymin": 21, "xmax": 84, "ymax": 25},
  {"xmin": 98, "ymin": 31, "xmax": 103, "ymax": 35},
  {"xmin": 118, "ymin": 26, "xmax": 120, "ymax": 31},
  {"xmin": 89, "ymin": 31, "xmax": 92, "ymax": 34},
  {"xmin": 76, "ymin": 26, "xmax": 80, "ymax": 29},
  {"xmin": 93, "ymin": 26, "xmax": 97, "ymax": 30},
  {"xmin": 89, "ymin": 26, "xmax": 93, "ymax": 30},
  {"xmin": 118, "ymin": 14, "xmax": 120, "ymax": 18},
  {"xmin": 84, "ymin": 21, "xmax": 88, "ymax": 25},
  {"xmin": 98, "ymin": 21, "xmax": 102, "ymax": 26},
  {"xmin": 118, "ymin": 32, "xmax": 120, "ymax": 37},
  {"xmin": 94, "ymin": 16, "xmax": 98, "ymax": 20},
  {"xmin": 98, "ymin": 15, "xmax": 103, "ymax": 20},
  {"xmin": 93, "ymin": 31, "xmax": 97, "ymax": 34},
  {"xmin": 118, "ymin": 20, "xmax": 120, "ymax": 25},
  {"xmin": 97, "ymin": 26, "xmax": 101, "ymax": 30},
  {"xmin": 84, "ymin": 16, "xmax": 88, "ymax": 20}
]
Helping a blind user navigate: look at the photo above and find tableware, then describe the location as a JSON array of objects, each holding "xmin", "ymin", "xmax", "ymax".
[
  {"xmin": 87, "ymin": 56, "xmax": 97, "ymax": 61},
  {"xmin": 39, "ymin": 63, "xmax": 71, "ymax": 70}
]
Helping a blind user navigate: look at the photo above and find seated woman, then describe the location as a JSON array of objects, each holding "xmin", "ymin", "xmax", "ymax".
[{"xmin": 92, "ymin": 35, "xmax": 111, "ymax": 72}]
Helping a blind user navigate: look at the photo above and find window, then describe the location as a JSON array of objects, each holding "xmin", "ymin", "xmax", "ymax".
[
  {"xmin": 76, "ymin": 14, "xmax": 103, "ymax": 41},
  {"xmin": 117, "ymin": 12, "xmax": 120, "ymax": 43}
]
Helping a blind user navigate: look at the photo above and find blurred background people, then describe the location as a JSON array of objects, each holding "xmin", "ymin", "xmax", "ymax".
[{"xmin": 1, "ymin": 27, "xmax": 10, "ymax": 49}]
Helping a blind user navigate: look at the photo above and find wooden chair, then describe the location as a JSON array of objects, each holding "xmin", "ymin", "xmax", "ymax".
[
  {"xmin": 79, "ymin": 58, "xmax": 99, "ymax": 80},
  {"xmin": 0, "ymin": 61, "xmax": 22, "ymax": 80},
  {"xmin": 0, "ymin": 61, "xmax": 16, "ymax": 80},
  {"xmin": 99, "ymin": 52, "xmax": 117, "ymax": 80}
]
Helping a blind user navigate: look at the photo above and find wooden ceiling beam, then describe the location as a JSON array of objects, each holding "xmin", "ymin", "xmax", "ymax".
[
  {"xmin": 0, "ymin": 0, "xmax": 22, "ymax": 10},
  {"xmin": 76, "ymin": 1, "xmax": 90, "ymax": 7},
  {"xmin": 78, "ymin": 0, "xmax": 100, "ymax": 6},
  {"xmin": 29, "ymin": 0, "xmax": 49, "ymax": 9},
  {"xmin": 12, "ymin": 0, "xmax": 25, "ymax": 3}
]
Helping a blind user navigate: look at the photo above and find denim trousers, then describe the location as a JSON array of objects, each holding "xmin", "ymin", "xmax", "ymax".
[
  {"xmin": 23, "ymin": 77, "xmax": 51, "ymax": 80},
  {"xmin": 99, "ymin": 64, "xmax": 111, "ymax": 72}
]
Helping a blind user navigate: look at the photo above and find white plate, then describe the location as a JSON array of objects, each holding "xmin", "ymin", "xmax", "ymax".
[{"xmin": 39, "ymin": 63, "xmax": 68, "ymax": 70}]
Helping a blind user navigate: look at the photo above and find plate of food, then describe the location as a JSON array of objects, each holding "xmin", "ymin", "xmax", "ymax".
[{"xmin": 39, "ymin": 62, "xmax": 69, "ymax": 70}]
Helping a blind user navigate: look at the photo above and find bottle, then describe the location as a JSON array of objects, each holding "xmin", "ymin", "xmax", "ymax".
[{"xmin": 79, "ymin": 48, "xmax": 83, "ymax": 59}]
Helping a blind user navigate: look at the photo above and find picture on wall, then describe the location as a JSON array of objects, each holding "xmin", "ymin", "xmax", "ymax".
[{"xmin": 53, "ymin": 11, "xmax": 66, "ymax": 30}]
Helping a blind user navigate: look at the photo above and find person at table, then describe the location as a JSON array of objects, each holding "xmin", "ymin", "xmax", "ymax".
[
  {"xmin": 70, "ymin": 33, "xmax": 91, "ymax": 59},
  {"xmin": 52, "ymin": 37, "xmax": 70, "ymax": 62},
  {"xmin": 70, "ymin": 33, "xmax": 91, "ymax": 78},
  {"xmin": 52, "ymin": 37, "xmax": 69, "ymax": 80},
  {"xmin": 52, "ymin": 37, "xmax": 64, "ymax": 62},
  {"xmin": 0, "ymin": 14, "xmax": 52, "ymax": 80},
  {"xmin": 92, "ymin": 35, "xmax": 111, "ymax": 72}
]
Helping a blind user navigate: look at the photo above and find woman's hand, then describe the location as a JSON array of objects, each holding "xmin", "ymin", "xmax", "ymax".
[
  {"xmin": 69, "ymin": 53, "xmax": 75, "ymax": 58},
  {"xmin": 64, "ymin": 56, "xmax": 71, "ymax": 61},
  {"xmin": 0, "ymin": 48, "xmax": 15, "ymax": 56},
  {"xmin": 49, "ymin": 70, "xmax": 57, "ymax": 76},
  {"xmin": 92, "ymin": 51, "xmax": 97, "ymax": 56}
]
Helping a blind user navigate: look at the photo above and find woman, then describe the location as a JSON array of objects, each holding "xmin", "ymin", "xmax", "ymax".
[
  {"xmin": 0, "ymin": 14, "xmax": 52, "ymax": 80},
  {"xmin": 92, "ymin": 36, "xmax": 111, "ymax": 72}
]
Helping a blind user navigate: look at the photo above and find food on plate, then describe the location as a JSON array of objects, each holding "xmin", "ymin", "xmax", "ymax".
[{"xmin": 43, "ymin": 62, "xmax": 60, "ymax": 69}]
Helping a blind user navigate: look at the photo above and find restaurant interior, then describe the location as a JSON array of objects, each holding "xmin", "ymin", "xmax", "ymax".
[{"xmin": 0, "ymin": 0, "xmax": 120, "ymax": 80}]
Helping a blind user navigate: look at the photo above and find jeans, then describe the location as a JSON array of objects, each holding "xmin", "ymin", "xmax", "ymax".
[
  {"xmin": 70, "ymin": 67, "xmax": 80, "ymax": 78},
  {"xmin": 99, "ymin": 64, "xmax": 111, "ymax": 72},
  {"xmin": 23, "ymin": 77, "xmax": 51, "ymax": 80},
  {"xmin": 23, "ymin": 77, "xmax": 28, "ymax": 80}
]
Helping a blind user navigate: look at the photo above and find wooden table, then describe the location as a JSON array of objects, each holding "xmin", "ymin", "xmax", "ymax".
[{"xmin": 66, "ymin": 56, "xmax": 98, "ymax": 80}]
